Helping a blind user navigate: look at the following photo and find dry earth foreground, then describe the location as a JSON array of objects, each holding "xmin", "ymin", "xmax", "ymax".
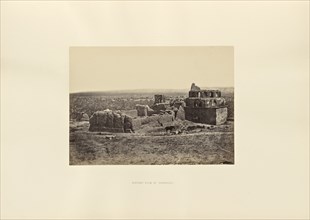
[{"xmin": 70, "ymin": 119, "xmax": 234, "ymax": 165}]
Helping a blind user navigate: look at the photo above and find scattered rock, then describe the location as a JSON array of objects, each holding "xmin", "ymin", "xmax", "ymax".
[{"xmin": 152, "ymin": 103, "xmax": 169, "ymax": 113}]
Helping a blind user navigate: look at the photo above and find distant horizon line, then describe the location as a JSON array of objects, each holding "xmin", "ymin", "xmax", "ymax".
[{"xmin": 70, "ymin": 86, "xmax": 234, "ymax": 94}]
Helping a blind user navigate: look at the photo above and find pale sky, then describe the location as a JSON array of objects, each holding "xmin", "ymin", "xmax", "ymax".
[{"xmin": 70, "ymin": 46, "xmax": 234, "ymax": 92}]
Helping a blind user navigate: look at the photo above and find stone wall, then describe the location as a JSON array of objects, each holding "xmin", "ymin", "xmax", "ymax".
[
  {"xmin": 151, "ymin": 103, "xmax": 170, "ymax": 113},
  {"xmin": 189, "ymin": 91, "xmax": 200, "ymax": 97},
  {"xmin": 124, "ymin": 116, "xmax": 142, "ymax": 132},
  {"xmin": 188, "ymin": 90, "xmax": 221, "ymax": 98},
  {"xmin": 186, "ymin": 97, "xmax": 226, "ymax": 108},
  {"xmin": 215, "ymin": 108, "xmax": 228, "ymax": 125},
  {"xmin": 89, "ymin": 110, "xmax": 125, "ymax": 132},
  {"xmin": 184, "ymin": 107, "xmax": 227, "ymax": 125},
  {"xmin": 175, "ymin": 106, "xmax": 185, "ymax": 120},
  {"xmin": 136, "ymin": 104, "xmax": 154, "ymax": 116},
  {"xmin": 89, "ymin": 110, "xmax": 143, "ymax": 132},
  {"xmin": 173, "ymin": 101, "xmax": 186, "ymax": 109}
]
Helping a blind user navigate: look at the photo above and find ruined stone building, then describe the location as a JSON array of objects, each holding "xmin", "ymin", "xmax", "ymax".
[
  {"xmin": 136, "ymin": 104, "xmax": 154, "ymax": 116},
  {"xmin": 89, "ymin": 110, "xmax": 138, "ymax": 133},
  {"xmin": 134, "ymin": 94, "xmax": 185, "ymax": 122},
  {"xmin": 154, "ymin": 94, "xmax": 166, "ymax": 104},
  {"xmin": 88, "ymin": 84, "xmax": 227, "ymax": 133},
  {"xmin": 89, "ymin": 109, "xmax": 174, "ymax": 133},
  {"xmin": 184, "ymin": 83, "xmax": 228, "ymax": 125}
]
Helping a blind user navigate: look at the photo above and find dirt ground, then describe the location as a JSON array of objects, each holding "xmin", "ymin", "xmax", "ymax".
[{"xmin": 69, "ymin": 120, "xmax": 234, "ymax": 165}]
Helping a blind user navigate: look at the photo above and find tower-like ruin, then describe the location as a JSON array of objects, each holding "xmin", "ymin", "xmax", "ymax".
[
  {"xmin": 154, "ymin": 94, "xmax": 166, "ymax": 104},
  {"xmin": 184, "ymin": 83, "xmax": 228, "ymax": 125}
]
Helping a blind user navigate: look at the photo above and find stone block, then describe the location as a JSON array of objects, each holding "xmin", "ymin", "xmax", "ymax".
[
  {"xmin": 136, "ymin": 104, "xmax": 148, "ymax": 116},
  {"xmin": 175, "ymin": 106, "xmax": 185, "ymax": 120}
]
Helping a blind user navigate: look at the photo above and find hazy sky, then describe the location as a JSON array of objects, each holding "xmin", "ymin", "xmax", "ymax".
[{"xmin": 70, "ymin": 46, "xmax": 234, "ymax": 92}]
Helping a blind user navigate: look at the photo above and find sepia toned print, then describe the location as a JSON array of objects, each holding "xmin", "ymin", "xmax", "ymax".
[{"xmin": 70, "ymin": 47, "xmax": 234, "ymax": 165}]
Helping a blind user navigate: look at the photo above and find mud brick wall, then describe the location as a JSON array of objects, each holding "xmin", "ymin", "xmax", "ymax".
[{"xmin": 184, "ymin": 107, "xmax": 227, "ymax": 125}]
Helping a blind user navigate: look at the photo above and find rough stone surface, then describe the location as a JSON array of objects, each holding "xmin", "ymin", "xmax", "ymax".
[
  {"xmin": 184, "ymin": 107, "xmax": 227, "ymax": 125},
  {"xmin": 186, "ymin": 97, "xmax": 226, "ymax": 108},
  {"xmin": 106, "ymin": 111, "xmax": 114, "ymax": 128},
  {"xmin": 147, "ymin": 109, "xmax": 155, "ymax": 116},
  {"xmin": 79, "ymin": 113, "xmax": 89, "ymax": 121},
  {"xmin": 173, "ymin": 101, "xmax": 186, "ymax": 109},
  {"xmin": 188, "ymin": 88, "xmax": 222, "ymax": 99},
  {"xmin": 140, "ymin": 114, "xmax": 174, "ymax": 125},
  {"xmin": 216, "ymin": 108, "xmax": 228, "ymax": 125},
  {"xmin": 190, "ymin": 83, "xmax": 201, "ymax": 91},
  {"xmin": 175, "ymin": 106, "xmax": 185, "ymax": 121},
  {"xmin": 154, "ymin": 94, "xmax": 166, "ymax": 104},
  {"xmin": 121, "ymin": 110, "xmax": 138, "ymax": 118},
  {"xmin": 124, "ymin": 115, "xmax": 141, "ymax": 132},
  {"xmin": 72, "ymin": 112, "xmax": 90, "ymax": 121},
  {"xmin": 113, "ymin": 112, "xmax": 125, "ymax": 128},
  {"xmin": 136, "ymin": 104, "xmax": 155, "ymax": 116},
  {"xmin": 189, "ymin": 91, "xmax": 200, "ymax": 97},
  {"xmin": 200, "ymin": 90, "xmax": 221, "ymax": 98},
  {"xmin": 152, "ymin": 103, "xmax": 169, "ymax": 113},
  {"xmin": 136, "ymin": 104, "xmax": 149, "ymax": 116},
  {"xmin": 89, "ymin": 109, "xmax": 144, "ymax": 133}
]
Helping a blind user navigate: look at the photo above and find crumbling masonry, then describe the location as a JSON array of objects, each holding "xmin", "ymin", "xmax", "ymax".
[{"xmin": 184, "ymin": 83, "xmax": 228, "ymax": 125}]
